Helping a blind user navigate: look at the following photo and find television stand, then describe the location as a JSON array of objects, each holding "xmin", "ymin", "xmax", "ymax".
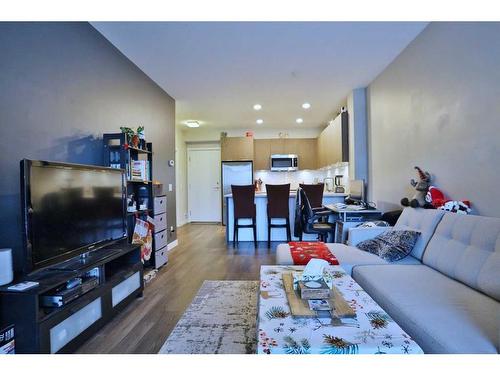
[
  {"xmin": 0, "ymin": 240, "xmax": 143, "ymax": 353},
  {"xmin": 49, "ymin": 248, "xmax": 123, "ymax": 271}
]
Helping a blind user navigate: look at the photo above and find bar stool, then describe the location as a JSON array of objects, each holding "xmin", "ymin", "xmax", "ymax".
[
  {"xmin": 265, "ymin": 184, "xmax": 291, "ymax": 246},
  {"xmin": 231, "ymin": 184, "xmax": 257, "ymax": 246},
  {"xmin": 299, "ymin": 183, "xmax": 325, "ymax": 209}
]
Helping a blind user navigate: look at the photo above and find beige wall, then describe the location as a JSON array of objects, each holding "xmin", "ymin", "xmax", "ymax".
[
  {"xmin": 367, "ymin": 22, "xmax": 500, "ymax": 216},
  {"xmin": 175, "ymin": 127, "xmax": 188, "ymax": 226}
]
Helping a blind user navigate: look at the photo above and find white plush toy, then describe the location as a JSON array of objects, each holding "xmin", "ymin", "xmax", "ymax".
[{"xmin": 439, "ymin": 200, "xmax": 471, "ymax": 215}]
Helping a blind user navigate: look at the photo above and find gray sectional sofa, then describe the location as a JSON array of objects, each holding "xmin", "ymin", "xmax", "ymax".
[{"xmin": 275, "ymin": 208, "xmax": 500, "ymax": 353}]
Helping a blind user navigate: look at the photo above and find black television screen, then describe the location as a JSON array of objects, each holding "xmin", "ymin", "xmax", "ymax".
[{"xmin": 21, "ymin": 160, "xmax": 127, "ymax": 272}]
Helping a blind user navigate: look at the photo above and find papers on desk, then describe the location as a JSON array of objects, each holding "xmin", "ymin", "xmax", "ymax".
[
  {"xmin": 346, "ymin": 205, "xmax": 366, "ymax": 210},
  {"xmin": 328, "ymin": 203, "xmax": 366, "ymax": 211}
]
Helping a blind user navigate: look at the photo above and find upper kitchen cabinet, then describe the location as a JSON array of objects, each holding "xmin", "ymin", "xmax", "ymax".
[
  {"xmin": 255, "ymin": 138, "xmax": 317, "ymax": 170},
  {"xmin": 297, "ymin": 138, "xmax": 317, "ymax": 170},
  {"xmin": 221, "ymin": 136, "xmax": 254, "ymax": 161},
  {"xmin": 254, "ymin": 139, "xmax": 271, "ymax": 170},
  {"xmin": 269, "ymin": 138, "xmax": 286, "ymax": 155},
  {"xmin": 317, "ymin": 111, "xmax": 349, "ymax": 168}
]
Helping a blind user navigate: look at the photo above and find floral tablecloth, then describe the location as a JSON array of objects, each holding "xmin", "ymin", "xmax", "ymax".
[{"xmin": 257, "ymin": 265, "xmax": 423, "ymax": 354}]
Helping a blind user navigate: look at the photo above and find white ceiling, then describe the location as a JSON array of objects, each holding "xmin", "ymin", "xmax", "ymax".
[{"xmin": 92, "ymin": 22, "xmax": 428, "ymax": 130}]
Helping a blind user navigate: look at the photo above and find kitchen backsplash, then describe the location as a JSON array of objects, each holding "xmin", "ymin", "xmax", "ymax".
[{"xmin": 254, "ymin": 164, "xmax": 350, "ymax": 192}]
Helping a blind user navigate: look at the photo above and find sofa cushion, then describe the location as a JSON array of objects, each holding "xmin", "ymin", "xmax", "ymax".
[
  {"xmin": 352, "ymin": 264, "xmax": 499, "ymax": 353},
  {"xmin": 423, "ymin": 212, "xmax": 500, "ymax": 301},
  {"xmin": 276, "ymin": 243, "xmax": 420, "ymax": 275},
  {"xmin": 356, "ymin": 229, "xmax": 421, "ymax": 262},
  {"xmin": 394, "ymin": 208, "xmax": 445, "ymax": 260}
]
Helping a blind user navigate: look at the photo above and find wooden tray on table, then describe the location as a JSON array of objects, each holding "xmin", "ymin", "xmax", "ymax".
[{"xmin": 282, "ymin": 272, "xmax": 356, "ymax": 319}]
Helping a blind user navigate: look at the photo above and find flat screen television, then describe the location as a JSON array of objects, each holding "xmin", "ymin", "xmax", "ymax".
[{"xmin": 21, "ymin": 159, "xmax": 127, "ymax": 273}]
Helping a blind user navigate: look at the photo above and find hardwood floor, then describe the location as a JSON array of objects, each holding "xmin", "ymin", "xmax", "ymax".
[{"xmin": 77, "ymin": 223, "xmax": 278, "ymax": 353}]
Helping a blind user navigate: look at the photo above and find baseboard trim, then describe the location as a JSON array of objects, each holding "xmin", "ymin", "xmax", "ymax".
[
  {"xmin": 167, "ymin": 240, "xmax": 178, "ymax": 251},
  {"xmin": 177, "ymin": 221, "xmax": 188, "ymax": 228}
]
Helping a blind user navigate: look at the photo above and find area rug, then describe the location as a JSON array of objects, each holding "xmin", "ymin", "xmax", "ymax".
[{"xmin": 158, "ymin": 280, "xmax": 259, "ymax": 354}]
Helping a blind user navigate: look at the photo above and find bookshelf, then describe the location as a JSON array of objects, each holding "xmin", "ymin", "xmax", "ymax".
[{"xmin": 103, "ymin": 133, "xmax": 156, "ymax": 269}]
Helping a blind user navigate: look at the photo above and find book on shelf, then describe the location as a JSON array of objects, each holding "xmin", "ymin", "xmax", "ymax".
[{"xmin": 130, "ymin": 160, "xmax": 150, "ymax": 181}]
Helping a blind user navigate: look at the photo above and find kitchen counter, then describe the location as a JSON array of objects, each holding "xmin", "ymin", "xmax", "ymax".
[
  {"xmin": 225, "ymin": 192, "xmax": 346, "ymax": 243},
  {"xmin": 224, "ymin": 191, "xmax": 347, "ymax": 198}
]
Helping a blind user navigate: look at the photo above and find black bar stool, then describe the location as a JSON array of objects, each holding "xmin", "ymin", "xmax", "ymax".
[
  {"xmin": 265, "ymin": 184, "xmax": 291, "ymax": 246},
  {"xmin": 231, "ymin": 184, "xmax": 257, "ymax": 246}
]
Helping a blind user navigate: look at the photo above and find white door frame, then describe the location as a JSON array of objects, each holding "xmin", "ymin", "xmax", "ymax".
[{"xmin": 187, "ymin": 145, "xmax": 221, "ymax": 223}]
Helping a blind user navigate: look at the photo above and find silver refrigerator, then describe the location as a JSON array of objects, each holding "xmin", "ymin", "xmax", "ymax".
[{"xmin": 221, "ymin": 160, "xmax": 254, "ymax": 225}]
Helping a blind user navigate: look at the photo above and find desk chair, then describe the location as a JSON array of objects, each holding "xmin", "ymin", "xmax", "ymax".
[
  {"xmin": 298, "ymin": 187, "xmax": 335, "ymax": 242},
  {"xmin": 299, "ymin": 183, "xmax": 325, "ymax": 210}
]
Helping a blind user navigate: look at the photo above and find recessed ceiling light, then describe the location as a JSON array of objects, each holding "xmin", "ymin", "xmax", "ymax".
[
  {"xmin": 253, "ymin": 104, "xmax": 262, "ymax": 111},
  {"xmin": 256, "ymin": 119, "xmax": 264, "ymax": 125},
  {"xmin": 185, "ymin": 120, "xmax": 200, "ymax": 128},
  {"xmin": 302, "ymin": 102, "xmax": 311, "ymax": 109},
  {"xmin": 296, "ymin": 118, "xmax": 303, "ymax": 124}
]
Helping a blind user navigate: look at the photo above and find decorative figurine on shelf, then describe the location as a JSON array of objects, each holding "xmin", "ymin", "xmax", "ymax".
[
  {"xmin": 137, "ymin": 126, "xmax": 145, "ymax": 140},
  {"xmin": 137, "ymin": 126, "xmax": 145, "ymax": 148},
  {"xmin": 401, "ymin": 166, "xmax": 433, "ymax": 208},
  {"xmin": 127, "ymin": 193, "xmax": 136, "ymax": 212}
]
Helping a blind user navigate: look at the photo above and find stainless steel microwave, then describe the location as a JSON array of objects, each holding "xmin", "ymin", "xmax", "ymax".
[{"xmin": 270, "ymin": 154, "xmax": 298, "ymax": 172}]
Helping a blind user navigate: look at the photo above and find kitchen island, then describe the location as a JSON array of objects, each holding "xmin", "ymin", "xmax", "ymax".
[{"xmin": 225, "ymin": 191, "xmax": 347, "ymax": 243}]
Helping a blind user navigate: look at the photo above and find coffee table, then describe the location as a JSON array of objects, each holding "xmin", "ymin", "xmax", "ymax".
[{"xmin": 257, "ymin": 265, "xmax": 423, "ymax": 354}]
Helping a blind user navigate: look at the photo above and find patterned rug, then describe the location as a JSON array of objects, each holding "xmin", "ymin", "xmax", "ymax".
[{"xmin": 158, "ymin": 280, "xmax": 259, "ymax": 354}]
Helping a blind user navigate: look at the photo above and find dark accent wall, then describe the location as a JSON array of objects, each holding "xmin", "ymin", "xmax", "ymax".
[
  {"xmin": 367, "ymin": 22, "xmax": 500, "ymax": 217},
  {"xmin": 0, "ymin": 22, "xmax": 176, "ymax": 273}
]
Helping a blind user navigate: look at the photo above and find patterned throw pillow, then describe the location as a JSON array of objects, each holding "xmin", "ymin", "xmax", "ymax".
[
  {"xmin": 356, "ymin": 220, "xmax": 390, "ymax": 228},
  {"xmin": 356, "ymin": 230, "xmax": 421, "ymax": 262}
]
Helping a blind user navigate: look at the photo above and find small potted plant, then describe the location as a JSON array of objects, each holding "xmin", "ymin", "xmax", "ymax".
[{"xmin": 120, "ymin": 126, "xmax": 140, "ymax": 148}]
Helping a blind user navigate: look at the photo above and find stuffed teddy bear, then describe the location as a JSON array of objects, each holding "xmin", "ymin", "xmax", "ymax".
[{"xmin": 401, "ymin": 166, "xmax": 433, "ymax": 208}]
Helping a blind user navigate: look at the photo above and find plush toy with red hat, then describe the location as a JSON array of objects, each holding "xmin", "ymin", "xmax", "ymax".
[
  {"xmin": 425, "ymin": 185, "xmax": 472, "ymax": 214},
  {"xmin": 426, "ymin": 185, "xmax": 447, "ymax": 208}
]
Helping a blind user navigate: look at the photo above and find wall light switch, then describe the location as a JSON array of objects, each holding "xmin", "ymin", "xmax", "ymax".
[{"xmin": 168, "ymin": 184, "xmax": 173, "ymax": 191}]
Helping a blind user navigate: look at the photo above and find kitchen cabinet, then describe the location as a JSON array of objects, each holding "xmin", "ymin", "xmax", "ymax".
[
  {"xmin": 316, "ymin": 111, "xmax": 348, "ymax": 168},
  {"xmin": 297, "ymin": 138, "xmax": 317, "ymax": 170},
  {"xmin": 253, "ymin": 139, "xmax": 271, "ymax": 170},
  {"xmin": 255, "ymin": 138, "xmax": 317, "ymax": 170},
  {"xmin": 221, "ymin": 136, "xmax": 254, "ymax": 161},
  {"xmin": 269, "ymin": 138, "xmax": 286, "ymax": 155}
]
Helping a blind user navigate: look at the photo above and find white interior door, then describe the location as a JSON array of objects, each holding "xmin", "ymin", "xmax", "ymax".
[{"xmin": 187, "ymin": 148, "xmax": 221, "ymax": 222}]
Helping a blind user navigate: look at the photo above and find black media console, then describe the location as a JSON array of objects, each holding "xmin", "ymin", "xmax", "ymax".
[{"xmin": 0, "ymin": 241, "xmax": 143, "ymax": 353}]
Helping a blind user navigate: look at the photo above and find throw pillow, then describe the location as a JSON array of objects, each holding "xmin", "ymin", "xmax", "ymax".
[
  {"xmin": 356, "ymin": 220, "xmax": 390, "ymax": 228},
  {"xmin": 356, "ymin": 230, "xmax": 420, "ymax": 262}
]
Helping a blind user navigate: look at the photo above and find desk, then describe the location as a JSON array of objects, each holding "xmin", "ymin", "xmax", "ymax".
[{"xmin": 324, "ymin": 204, "xmax": 383, "ymax": 243}]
